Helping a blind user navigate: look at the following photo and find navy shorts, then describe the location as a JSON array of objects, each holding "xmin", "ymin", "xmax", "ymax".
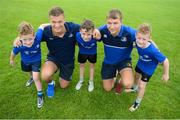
[
  {"xmin": 78, "ymin": 53, "xmax": 97, "ymax": 63},
  {"xmin": 135, "ymin": 66, "xmax": 152, "ymax": 82},
  {"xmin": 46, "ymin": 56, "xmax": 74, "ymax": 81},
  {"xmin": 101, "ymin": 59, "xmax": 132, "ymax": 80},
  {"xmin": 21, "ymin": 60, "xmax": 41, "ymax": 72}
]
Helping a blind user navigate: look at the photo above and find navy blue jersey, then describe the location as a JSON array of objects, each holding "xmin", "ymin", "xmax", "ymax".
[
  {"xmin": 76, "ymin": 32, "xmax": 97, "ymax": 55},
  {"xmin": 13, "ymin": 29, "xmax": 43, "ymax": 63},
  {"xmin": 136, "ymin": 42, "xmax": 166, "ymax": 75},
  {"xmin": 42, "ymin": 22, "xmax": 80, "ymax": 64},
  {"xmin": 99, "ymin": 25, "xmax": 136, "ymax": 64}
]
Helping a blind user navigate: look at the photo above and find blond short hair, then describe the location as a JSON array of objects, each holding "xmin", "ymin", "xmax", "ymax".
[
  {"xmin": 18, "ymin": 21, "xmax": 34, "ymax": 35},
  {"xmin": 137, "ymin": 23, "xmax": 152, "ymax": 35}
]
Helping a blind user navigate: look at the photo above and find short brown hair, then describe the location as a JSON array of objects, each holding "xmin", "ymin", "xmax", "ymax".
[
  {"xmin": 18, "ymin": 21, "xmax": 34, "ymax": 35},
  {"xmin": 107, "ymin": 9, "xmax": 123, "ymax": 20},
  {"xmin": 49, "ymin": 6, "xmax": 64, "ymax": 16},
  {"xmin": 137, "ymin": 23, "xmax": 152, "ymax": 35},
  {"xmin": 80, "ymin": 19, "xmax": 95, "ymax": 31}
]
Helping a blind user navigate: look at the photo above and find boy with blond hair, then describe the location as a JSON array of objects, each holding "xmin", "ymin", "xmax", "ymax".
[
  {"xmin": 10, "ymin": 21, "xmax": 48, "ymax": 108},
  {"xmin": 129, "ymin": 23, "xmax": 169, "ymax": 111}
]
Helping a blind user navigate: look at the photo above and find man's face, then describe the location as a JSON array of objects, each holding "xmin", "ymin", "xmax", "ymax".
[
  {"xmin": 49, "ymin": 14, "xmax": 65, "ymax": 34},
  {"xmin": 107, "ymin": 18, "xmax": 121, "ymax": 36},
  {"xmin": 80, "ymin": 29, "xmax": 93, "ymax": 41},
  {"xmin": 20, "ymin": 33, "xmax": 35, "ymax": 47}
]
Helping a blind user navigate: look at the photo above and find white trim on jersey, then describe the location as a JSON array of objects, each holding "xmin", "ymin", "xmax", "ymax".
[{"xmin": 104, "ymin": 43, "xmax": 127, "ymax": 49}]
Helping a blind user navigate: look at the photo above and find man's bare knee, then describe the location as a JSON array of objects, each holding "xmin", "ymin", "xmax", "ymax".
[
  {"xmin": 103, "ymin": 86, "xmax": 112, "ymax": 92},
  {"xmin": 123, "ymin": 80, "xmax": 133, "ymax": 89},
  {"xmin": 60, "ymin": 83, "xmax": 69, "ymax": 89},
  {"xmin": 60, "ymin": 78, "xmax": 70, "ymax": 89}
]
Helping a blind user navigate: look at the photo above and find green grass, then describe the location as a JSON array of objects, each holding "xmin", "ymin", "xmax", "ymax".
[{"xmin": 0, "ymin": 0, "xmax": 180, "ymax": 119}]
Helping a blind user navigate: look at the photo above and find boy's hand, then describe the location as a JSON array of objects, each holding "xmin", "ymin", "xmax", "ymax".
[
  {"xmin": 10, "ymin": 60, "xmax": 15, "ymax": 66},
  {"xmin": 162, "ymin": 74, "xmax": 169, "ymax": 82},
  {"xmin": 93, "ymin": 29, "xmax": 101, "ymax": 40},
  {"xmin": 39, "ymin": 23, "xmax": 50, "ymax": 30},
  {"xmin": 13, "ymin": 37, "xmax": 22, "ymax": 47}
]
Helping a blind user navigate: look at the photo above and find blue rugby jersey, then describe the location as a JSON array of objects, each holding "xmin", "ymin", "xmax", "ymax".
[
  {"xmin": 76, "ymin": 32, "xmax": 97, "ymax": 55},
  {"xmin": 136, "ymin": 42, "xmax": 166, "ymax": 75},
  {"xmin": 13, "ymin": 29, "xmax": 43, "ymax": 63},
  {"xmin": 99, "ymin": 25, "xmax": 136, "ymax": 64},
  {"xmin": 42, "ymin": 22, "xmax": 80, "ymax": 64}
]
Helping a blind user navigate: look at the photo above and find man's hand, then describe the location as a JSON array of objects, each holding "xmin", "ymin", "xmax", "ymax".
[{"xmin": 13, "ymin": 37, "xmax": 22, "ymax": 47}]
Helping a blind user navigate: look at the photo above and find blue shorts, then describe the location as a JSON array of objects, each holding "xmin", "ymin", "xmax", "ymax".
[
  {"xmin": 21, "ymin": 60, "xmax": 41, "ymax": 72},
  {"xmin": 135, "ymin": 66, "xmax": 152, "ymax": 82},
  {"xmin": 101, "ymin": 59, "xmax": 132, "ymax": 80},
  {"xmin": 46, "ymin": 56, "xmax": 74, "ymax": 81}
]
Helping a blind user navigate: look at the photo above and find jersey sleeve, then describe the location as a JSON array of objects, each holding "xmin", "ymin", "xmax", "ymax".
[
  {"xmin": 12, "ymin": 47, "xmax": 20, "ymax": 55},
  {"xmin": 41, "ymin": 25, "xmax": 50, "ymax": 42},
  {"xmin": 153, "ymin": 47, "xmax": 166, "ymax": 63},
  {"xmin": 73, "ymin": 23, "xmax": 80, "ymax": 34},
  {"xmin": 98, "ymin": 25, "xmax": 106, "ymax": 33},
  {"xmin": 35, "ymin": 28, "xmax": 43, "ymax": 42}
]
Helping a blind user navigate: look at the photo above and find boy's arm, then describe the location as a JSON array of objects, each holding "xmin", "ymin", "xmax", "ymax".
[
  {"xmin": 9, "ymin": 51, "xmax": 16, "ymax": 66},
  {"xmin": 161, "ymin": 58, "xmax": 169, "ymax": 82}
]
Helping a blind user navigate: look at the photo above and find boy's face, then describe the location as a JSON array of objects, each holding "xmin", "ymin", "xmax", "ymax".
[
  {"xmin": 80, "ymin": 29, "xmax": 93, "ymax": 41},
  {"xmin": 136, "ymin": 33, "xmax": 150, "ymax": 48},
  {"xmin": 107, "ymin": 18, "xmax": 121, "ymax": 36},
  {"xmin": 49, "ymin": 14, "xmax": 65, "ymax": 34},
  {"xmin": 20, "ymin": 33, "xmax": 35, "ymax": 47}
]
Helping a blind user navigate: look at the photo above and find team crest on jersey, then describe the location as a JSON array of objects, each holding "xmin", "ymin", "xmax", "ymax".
[
  {"xmin": 68, "ymin": 33, "xmax": 73, "ymax": 37},
  {"xmin": 24, "ymin": 51, "xmax": 29, "ymax": 55},
  {"xmin": 121, "ymin": 37, "xmax": 127, "ymax": 42},
  {"xmin": 103, "ymin": 34, "xmax": 107, "ymax": 38},
  {"xmin": 35, "ymin": 44, "xmax": 40, "ymax": 49}
]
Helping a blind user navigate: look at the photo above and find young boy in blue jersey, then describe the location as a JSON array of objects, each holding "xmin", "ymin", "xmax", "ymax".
[
  {"xmin": 75, "ymin": 20, "xmax": 100, "ymax": 92},
  {"xmin": 129, "ymin": 23, "xmax": 169, "ymax": 112},
  {"xmin": 9, "ymin": 21, "xmax": 48, "ymax": 108},
  {"xmin": 99, "ymin": 9, "xmax": 136, "ymax": 93}
]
